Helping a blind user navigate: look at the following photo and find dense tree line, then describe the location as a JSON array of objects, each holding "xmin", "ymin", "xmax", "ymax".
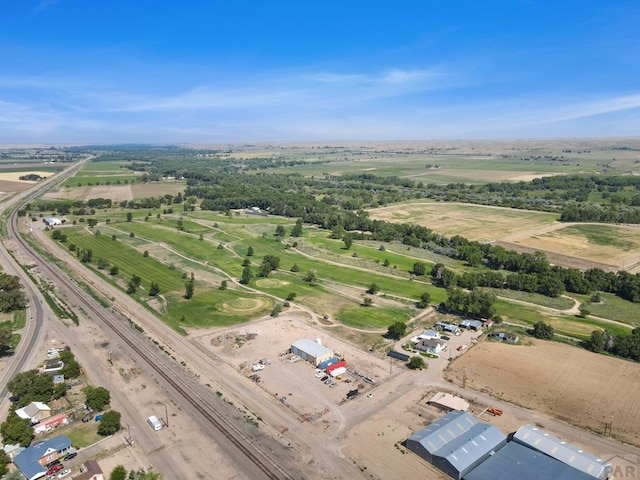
[
  {"xmin": 0, "ymin": 273, "xmax": 27, "ymax": 312},
  {"xmin": 589, "ymin": 328, "xmax": 640, "ymax": 361}
]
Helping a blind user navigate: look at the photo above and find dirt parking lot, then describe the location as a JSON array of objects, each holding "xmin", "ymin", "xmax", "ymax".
[{"xmin": 195, "ymin": 315, "xmax": 392, "ymax": 420}]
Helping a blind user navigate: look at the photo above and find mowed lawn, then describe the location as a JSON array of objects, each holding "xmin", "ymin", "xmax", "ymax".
[
  {"xmin": 368, "ymin": 201, "xmax": 558, "ymax": 242},
  {"xmin": 59, "ymin": 227, "xmax": 274, "ymax": 329}
]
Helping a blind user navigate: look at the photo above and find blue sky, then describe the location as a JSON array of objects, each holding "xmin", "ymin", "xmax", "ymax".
[{"xmin": 1, "ymin": 1, "xmax": 639, "ymax": 143}]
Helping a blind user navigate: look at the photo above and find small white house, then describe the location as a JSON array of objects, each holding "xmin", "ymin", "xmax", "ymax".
[
  {"xmin": 415, "ymin": 339, "xmax": 447, "ymax": 355},
  {"xmin": 420, "ymin": 329, "xmax": 441, "ymax": 340},
  {"xmin": 44, "ymin": 217, "xmax": 62, "ymax": 226},
  {"xmin": 15, "ymin": 402, "xmax": 51, "ymax": 424}
]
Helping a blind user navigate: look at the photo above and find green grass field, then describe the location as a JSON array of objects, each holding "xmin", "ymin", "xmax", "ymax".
[{"xmin": 53, "ymin": 204, "xmax": 640, "ymax": 339}]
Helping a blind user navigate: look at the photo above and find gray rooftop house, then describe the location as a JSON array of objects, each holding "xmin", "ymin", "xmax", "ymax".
[
  {"xmin": 463, "ymin": 441, "xmax": 598, "ymax": 480},
  {"xmin": 406, "ymin": 411, "xmax": 507, "ymax": 480},
  {"xmin": 513, "ymin": 425, "xmax": 611, "ymax": 479}
]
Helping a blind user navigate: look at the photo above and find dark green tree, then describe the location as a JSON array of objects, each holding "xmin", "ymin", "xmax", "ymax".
[
  {"xmin": 84, "ymin": 386, "xmax": 111, "ymax": 411},
  {"xmin": 290, "ymin": 219, "xmax": 303, "ymax": 237},
  {"xmin": 247, "ymin": 246, "xmax": 254, "ymax": 256},
  {"xmin": 362, "ymin": 296, "xmax": 373, "ymax": 307},
  {"xmin": 343, "ymin": 235, "xmax": 353, "ymax": 250},
  {"xmin": 416, "ymin": 292, "xmax": 431, "ymax": 309},
  {"xmin": 408, "ymin": 356, "xmax": 426, "ymax": 370},
  {"xmin": 240, "ymin": 267, "xmax": 253, "ymax": 285},
  {"xmin": 0, "ymin": 274, "xmax": 27, "ymax": 312},
  {"xmin": 387, "ymin": 321, "xmax": 407, "ymax": 339},
  {"xmin": 7, "ymin": 370, "xmax": 53, "ymax": 406},
  {"xmin": 126, "ymin": 212, "xmax": 133, "ymax": 222},
  {"xmin": 366, "ymin": 283, "xmax": 379, "ymax": 294},
  {"xmin": 0, "ymin": 450, "xmax": 10, "ymax": 477},
  {"xmin": 184, "ymin": 274, "xmax": 195, "ymax": 299},
  {"xmin": 532, "ymin": 321, "xmax": 555, "ymax": 340},
  {"xmin": 275, "ymin": 225, "xmax": 286, "ymax": 237},
  {"xmin": 149, "ymin": 282, "xmax": 160, "ymax": 296},
  {"xmin": 110, "ymin": 465, "xmax": 127, "ymax": 480},
  {"xmin": 97, "ymin": 410, "xmax": 121, "ymax": 436},
  {"xmin": 412, "ymin": 262, "xmax": 427, "ymax": 276},
  {"xmin": 0, "ymin": 414, "xmax": 34, "ymax": 447}
]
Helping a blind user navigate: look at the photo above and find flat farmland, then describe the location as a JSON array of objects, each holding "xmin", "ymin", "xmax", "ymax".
[
  {"xmin": 43, "ymin": 181, "xmax": 185, "ymax": 202},
  {"xmin": 368, "ymin": 201, "xmax": 558, "ymax": 242},
  {"xmin": 369, "ymin": 201, "xmax": 640, "ymax": 270},
  {"xmin": 445, "ymin": 339, "xmax": 640, "ymax": 446},
  {"xmin": 504, "ymin": 223, "xmax": 640, "ymax": 270}
]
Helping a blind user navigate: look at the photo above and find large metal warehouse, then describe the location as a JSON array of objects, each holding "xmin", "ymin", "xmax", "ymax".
[
  {"xmin": 513, "ymin": 425, "xmax": 611, "ymax": 480},
  {"xmin": 406, "ymin": 411, "xmax": 507, "ymax": 480},
  {"xmin": 290, "ymin": 339, "xmax": 333, "ymax": 366},
  {"xmin": 463, "ymin": 442, "xmax": 598, "ymax": 480}
]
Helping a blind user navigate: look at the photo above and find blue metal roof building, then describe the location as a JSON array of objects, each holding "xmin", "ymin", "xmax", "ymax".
[
  {"xmin": 463, "ymin": 442, "xmax": 597, "ymax": 480},
  {"xmin": 513, "ymin": 425, "xmax": 611, "ymax": 479},
  {"xmin": 406, "ymin": 411, "xmax": 507, "ymax": 480},
  {"xmin": 14, "ymin": 435, "xmax": 72, "ymax": 480}
]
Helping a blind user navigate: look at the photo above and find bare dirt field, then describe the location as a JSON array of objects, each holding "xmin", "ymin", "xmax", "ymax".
[
  {"xmin": 0, "ymin": 171, "xmax": 53, "ymax": 194},
  {"xmin": 368, "ymin": 201, "xmax": 558, "ymax": 242},
  {"xmin": 369, "ymin": 201, "xmax": 640, "ymax": 270},
  {"xmin": 421, "ymin": 169, "xmax": 561, "ymax": 183},
  {"xmin": 503, "ymin": 223, "xmax": 640, "ymax": 270},
  {"xmin": 0, "ymin": 180, "xmax": 30, "ymax": 193},
  {"xmin": 132, "ymin": 182, "xmax": 186, "ymax": 198},
  {"xmin": 445, "ymin": 339, "xmax": 640, "ymax": 446}
]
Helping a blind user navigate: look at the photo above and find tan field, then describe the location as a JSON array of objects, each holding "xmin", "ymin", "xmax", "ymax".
[
  {"xmin": 445, "ymin": 339, "xmax": 640, "ymax": 445},
  {"xmin": 369, "ymin": 201, "xmax": 640, "ymax": 270},
  {"xmin": 0, "ymin": 171, "xmax": 52, "ymax": 182},
  {"xmin": 43, "ymin": 182, "xmax": 185, "ymax": 202},
  {"xmin": 368, "ymin": 201, "xmax": 558, "ymax": 242}
]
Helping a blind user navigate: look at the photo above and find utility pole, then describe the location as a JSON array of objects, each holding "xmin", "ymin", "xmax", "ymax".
[
  {"xmin": 462, "ymin": 366, "xmax": 467, "ymax": 389},
  {"xmin": 164, "ymin": 403, "xmax": 169, "ymax": 428}
]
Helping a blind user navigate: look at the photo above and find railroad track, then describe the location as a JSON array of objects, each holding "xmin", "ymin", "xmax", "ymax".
[{"xmin": 7, "ymin": 184, "xmax": 294, "ymax": 480}]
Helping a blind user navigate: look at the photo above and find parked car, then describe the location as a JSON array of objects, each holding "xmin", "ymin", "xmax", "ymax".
[
  {"xmin": 57, "ymin": 469, "xmax": 72, "ymax": 478},
  {"xmin": 441, "ymin": 335, "xmax": 451, "ymax": 341},
  {"xmin": 46, "ymin": 464, "xmax": 64, "ymax": 475},
  {"xmin": 81, "ymin": 415, "xmax": 91, "ymax": 423},
  {"xmin": 320, "ymin": 375, "xmax": 328, "ymax": 382},
  {"xmin": 94, "ymin": 414, "xmax": 103, "ymax": 421},
  {"xmin": 64, "ymin": 452, "xmax": 77, "ymax": 460}
]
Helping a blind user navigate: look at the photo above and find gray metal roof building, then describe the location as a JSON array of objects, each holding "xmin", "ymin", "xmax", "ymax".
[
  {"xmin": 290, "ymin": 339, "xmax": 333, "ymax": 366},
  {"xmin": 406, "ymin": 411, "xmax": 507, "ymax": 480},
  {"xmin": 407, "ymin": 410, "xmax": 476, "ymax": 459},
  {"xmin": 463, "ymin": 442, "xmax": 597, "ymax": 480},
  {"xmin": 513, "ymin": 425, "xmax": 611, "ymax": 479}
]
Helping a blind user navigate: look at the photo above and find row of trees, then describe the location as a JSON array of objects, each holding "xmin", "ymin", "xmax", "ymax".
[{"xmin": 589, "ymin": 328, "xmax": 640, "ymax": 361}]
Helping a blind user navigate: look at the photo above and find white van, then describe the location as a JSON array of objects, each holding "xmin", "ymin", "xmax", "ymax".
[{"xmin": 147, "ymin": 415, "xmax": 162, "ymax": 431}]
